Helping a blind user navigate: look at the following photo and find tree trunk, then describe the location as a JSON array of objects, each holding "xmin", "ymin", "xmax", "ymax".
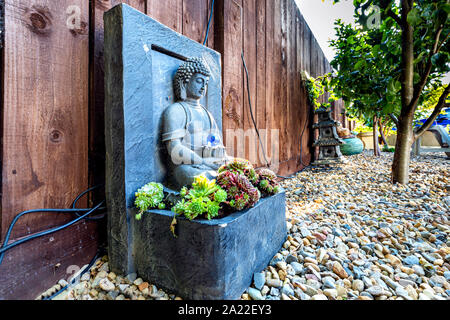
[
  {"xmin": 392, "ymin": 0, "xmax": 415, "ymax": 184},
  {"xmin": 373, "ymin": 116, "xmax": 381, "ymax": 156},
  {"xmin": 392, "ymin": 113, "xmax": 415, "ymax": 184},
  {"xmin": 379, "ymin": 118, "xmax": 389, "ymax": 147}
]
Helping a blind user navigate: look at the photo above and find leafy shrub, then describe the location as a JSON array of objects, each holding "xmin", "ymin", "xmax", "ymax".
[
  {"xmin": 218, "ymin": 158, "xmax": 259, "ymax": 185},
  {"xmin": 134, "ymin": 182, "xmax": 165, "ymax": 220},
  {"xmin": 216, "ymin": 171, "xmax": 261, "ymax": 211},
  {"xmin": 172, "ymin": 175, "xmax": 228, "ymax": 221},
  {"xmin": 302, "ymin": 71, "xmax": 338, "ymax": 111},
  {"xmin": 256, "ymin": 168, "xmax": 281, "ymax": 197},
  {"xmin": 382, "ymin": 144, "xmax": 395, "ymax": 153}
]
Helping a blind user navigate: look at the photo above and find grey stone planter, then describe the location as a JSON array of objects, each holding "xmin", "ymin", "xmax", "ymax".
[{"xmin": 132, "ymin": 191, "xmax": 287, "ymax": 300}]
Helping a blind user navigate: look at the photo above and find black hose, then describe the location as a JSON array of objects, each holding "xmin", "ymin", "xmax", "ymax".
[
  {"xmin": 241, "ymin": 52, "xmax": 271, "ymax": 169},
  {"xmin": 242, "ymin": 52, "xmax": 311, "ymax": 180}
]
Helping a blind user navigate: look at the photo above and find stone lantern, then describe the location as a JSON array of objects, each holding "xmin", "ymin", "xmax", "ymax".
[{"xmin": 312, "ymin": 106, "xmax": 344, "ymax": 165}]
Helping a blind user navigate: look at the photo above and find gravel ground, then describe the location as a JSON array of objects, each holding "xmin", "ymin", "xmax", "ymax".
[{"xmin": 38, "ymin": 151, "xmax": 449, "ymax": 300}]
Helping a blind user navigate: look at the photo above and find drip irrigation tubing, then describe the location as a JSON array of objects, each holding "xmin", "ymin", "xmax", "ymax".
[
  {"xmin": 203, "ymin": 0, "xmax": 215, "ymax": 46},
  {"xmin": 0, "ymin": 185, "xmax": 106, "ymax": 266}
]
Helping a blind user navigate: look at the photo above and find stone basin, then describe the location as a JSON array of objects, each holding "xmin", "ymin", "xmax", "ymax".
[{"xmin": 131, "ymin": 191, "xmax": 287, "ymax": 300}]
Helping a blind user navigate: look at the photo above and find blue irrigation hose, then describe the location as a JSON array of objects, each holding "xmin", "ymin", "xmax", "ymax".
[
  {"xmin": 203, "ymin": 0, "xmax": 215, "ymax": 46},
  {"xmin": 71, "ymin": 184, "xmax": 106, "ymax": 221},
  {"xmin": 0, "ymin": 201, "xmax": 105, "ymax": 264},
  {"xmin": 0, "ymin": 185, "xmax": 106, "ymax": 265}
]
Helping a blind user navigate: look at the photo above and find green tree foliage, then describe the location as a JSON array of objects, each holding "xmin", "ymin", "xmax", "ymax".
[
  {"xmin": 302, "ymin": 71, "xmax": 339, "ymax": 110},
  {"xmin": 329, "ymin": 18, "xmax": 402, "ymax": 120},
  {"xmin": 329, "ymin": 0, "xmax": 449, "ymax": 183}
]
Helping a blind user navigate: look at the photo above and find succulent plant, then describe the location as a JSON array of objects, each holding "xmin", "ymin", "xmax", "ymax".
[
  {"xmin": 172, "ymin": 175, "xmax": 228, "ymax": 221},
  {"xmin": 216, "ymin": 171, "xmax": 260, "ymax": 211},
  {"xmin": 134, "ymin": 182, "xmax": 165, "ymax": 220},
  {"xmin": 214, "ymin": 189, "xmax": 228, "ymax": 203},
  {"xmin": 158, "ymin": 203, "xmax": 166, "ymax": 210},
  {"xmin": 218, "ymin": 158, "xmax": 259, "ymax": 185},
  {"xmin": 256, "ymin": 168, "xmax": 281, "ymax": 197}
]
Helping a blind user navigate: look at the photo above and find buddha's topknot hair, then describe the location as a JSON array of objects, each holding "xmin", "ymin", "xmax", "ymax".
[{"xmin": 174, "ymin": 57, "xmax": 211, "ymax": 100}]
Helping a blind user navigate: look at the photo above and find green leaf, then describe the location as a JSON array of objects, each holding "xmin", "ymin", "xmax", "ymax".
[
  {"xmin": 414, "ymin": 51, "xmax": 426, "ymax": 64},
  {"xmin": 407, "ymin": 8, "xmax": 422, "ymax": 26},
  {"xmin": 354, "ymin": 60, "xmax": 365, "ymax": 70},
  {"xmin": 372, "ymin": 45, "xmax": 380, "ymax": 56},
  {"xmin": 382, "ymin": 104, "xmax": 395, "ymax": 114},
  {"xmin": 388, "ymin": 79, "xmax": 401, "ymax": 94},
  {"xmin": 441, "ymin": 3, "xmax": 450, "ymax": 14},
  {"xmin": 414, "ymin": 72, "xmax": 421, "ymax": 84}
]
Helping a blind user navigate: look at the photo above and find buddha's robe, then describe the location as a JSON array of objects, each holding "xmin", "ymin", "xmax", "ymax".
[{"xmin": 162, "ymin": 101, "xmax": 226, "ymax": 189}]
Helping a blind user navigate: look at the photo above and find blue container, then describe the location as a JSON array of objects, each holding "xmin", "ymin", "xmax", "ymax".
[{"xmin": 340, "ymin": 138, "xmax": 364, "ymax": 156}]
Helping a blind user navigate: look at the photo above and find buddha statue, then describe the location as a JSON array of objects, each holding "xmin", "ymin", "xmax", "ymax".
[{"xmin": 162, "ymin": 57, "xmax": 228, "ymax": 190}]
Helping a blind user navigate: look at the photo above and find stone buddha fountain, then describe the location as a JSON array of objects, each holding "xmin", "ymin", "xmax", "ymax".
[
  {"xmin": 105, "ymin": 4, "xmax": 287, "ymax": 300},
  {"xmin": 162, "ymin": 57, "xmax": 228, "ymax": 189}
]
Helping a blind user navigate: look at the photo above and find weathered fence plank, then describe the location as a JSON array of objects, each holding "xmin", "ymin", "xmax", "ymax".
[
  {"xmin": 0, "ymin": 0, "xmax": 99, "ymax": 300},
  {"xmin": 2, "ymin": 0, "xmax": 89, "ymax": 239},
  {"xmin": 0, "ymin": 219, "xmax": 98, "ymax": 299},
  {"xmin": 264, "ymin": 0, "xmax": 274, "ymax": 168},
  {"xmin": 255, "ymin": 0, "xmax": 266, "ymax": 168},
  {"xmin": 216, "ymin": 0, "xmax": 244, "ymax": 158},
  {"xmin": 182, "ymin": 0, "xmax": 208, "ymax": 44},
  {"xmin": 146, "ymin": 0, "xmax": 183, "ymax": 33},
  {"xmin": 287, "ymin": 0, "xmax": 296, "ymax": 165},
  {"xmin": 243, "ymin": 0, "xmax": 257, "ymax": 162},
  {"xmin": 272, "ymin": 0, "xmax": 284, "ymax": 168}
]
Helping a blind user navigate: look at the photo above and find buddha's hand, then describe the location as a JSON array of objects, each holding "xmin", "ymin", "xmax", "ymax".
[{"xmin": 202, "ymin": 157, "xmax": 223, "ymax": 170}]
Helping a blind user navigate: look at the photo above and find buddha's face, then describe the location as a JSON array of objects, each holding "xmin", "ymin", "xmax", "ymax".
[{"xmin": 186, "ymin": 73, "xmax": 209, "ymax": 100}]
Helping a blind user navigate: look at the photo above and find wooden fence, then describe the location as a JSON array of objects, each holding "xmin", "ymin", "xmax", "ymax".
[{"xmin": 0, "ymin": 0, "xmax": 348, "ymax": 299}]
